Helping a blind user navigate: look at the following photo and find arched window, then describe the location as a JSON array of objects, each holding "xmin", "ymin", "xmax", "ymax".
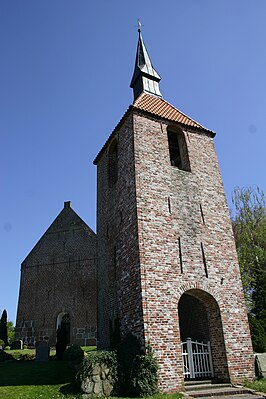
[
  {"xmin": 167, "ymin": 127, "xmax": 191, "ymax": 172},
  {"xmin": 56, "ymin": 312, "xmax": 70, "ymax": 345},
  {"xmin": 108, "ymin": 140, "xmax": 118, "ymax": 187}
]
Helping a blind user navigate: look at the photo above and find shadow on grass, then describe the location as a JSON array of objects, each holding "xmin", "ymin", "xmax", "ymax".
[
  {"xmin": 59, "ymin": 382, "xmax": 81, "ymax": 395},
  {"xmin": 0, "ymin": 360, "xmax": 77, "ymax": 387}
]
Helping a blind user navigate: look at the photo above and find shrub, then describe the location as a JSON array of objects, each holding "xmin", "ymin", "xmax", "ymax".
[
  {"xmin": 116, "ymin": 334, "xmax": 159, "ymax": 397},
  {"xmin": 63, "ymin": 345, "xmax": 84, "ymax": 362},
  {"xmin": 5, "ymin": 346, "xmax": 10, "ymax": 350},
  {"xmin": 18, "ymin": 352, "xmax": 35, "ymax": 361},
  {"xmin": 131, "ymin": 345, "xmax": 159, "ymax": 397},
  {"xmin": 0, "ymin": 310, "xmax": 8, "ymax": 346},
  {"xmin": 117, "ymin": 333, "xmax": 142, "ymax": 395},
  {"xmin": 0, "ymin": 339, "xmax": 5, "ymax": 349},
  {"xmin": 248, "ymin": 314, "xmax": 266, "ymax": 352}
]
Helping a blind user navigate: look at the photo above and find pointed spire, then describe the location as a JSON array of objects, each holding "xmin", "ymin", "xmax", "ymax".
[{"xmin": 130, "ymin": 20, "xmax": 162, "ymax": 101}]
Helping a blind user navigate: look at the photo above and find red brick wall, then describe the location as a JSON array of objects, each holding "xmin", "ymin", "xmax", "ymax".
[
  {"xmin": 97, "ymin": 114, "xmax": 145, "ymax": 349},
  {"xmin": 96, "ymin": 108, "xmax": 254, "ymax": 391}
]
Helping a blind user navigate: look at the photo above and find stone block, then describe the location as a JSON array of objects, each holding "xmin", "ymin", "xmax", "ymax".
[
  {"xmin": 93, "ymin": 381, "xmax": 102, "ymax": 395},
  {"xmin": 102, "ymin": 379, "xmax": 113, "ymax": 396},
  {"xmin": 255, "ymin": 353, "xmax": 266, "ymax": 377},
  {"xmin": 35, "ymin": 340, "xmax": 50, "ymax": 362},
  {"xmin": 81, "ymin": 379, "xmax": 94, "ymax": 394},
  {"xmin": 11, "ymin": 340, "xmax": 23, "ymax": 350}
]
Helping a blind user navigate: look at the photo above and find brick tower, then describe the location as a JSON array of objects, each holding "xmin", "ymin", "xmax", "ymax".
[{"xmin": 94, "ymin": 27, "xmax": 254, "ymax": 392}]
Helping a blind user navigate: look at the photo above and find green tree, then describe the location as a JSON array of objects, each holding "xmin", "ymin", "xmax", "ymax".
[
  {"xmin": 7, "ymin": 321, "xmax": 15, "ymax": 345},
  {"xmin": 232, "ymin": 186, "xmax": 266, "ymax": 352},
  {"xmin": 0, "ymin": 310, "xmax": 8, "ymax": 346},
  {"xmin": 232, "ymin": 186, "xmax": 266, "ymax": 309}
]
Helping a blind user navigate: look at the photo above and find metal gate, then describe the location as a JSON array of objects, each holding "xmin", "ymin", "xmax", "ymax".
[{"xmin": 181, "ymin": 338, "xmax": 214, "ymax": 379}]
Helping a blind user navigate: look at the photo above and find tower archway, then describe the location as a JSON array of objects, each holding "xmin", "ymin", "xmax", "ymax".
[{"xmin": 178, "ymin": 289, "xmax": 229, "ymax": 381}]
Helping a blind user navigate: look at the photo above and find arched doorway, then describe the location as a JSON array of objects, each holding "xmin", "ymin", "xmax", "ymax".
[
  {"xmin": 178, "ymin": 289, "xmax": 229, "ymax": 382},
  {"xmin": 56, "ymin": 312, "xmax": 70, "ymax": 345}
]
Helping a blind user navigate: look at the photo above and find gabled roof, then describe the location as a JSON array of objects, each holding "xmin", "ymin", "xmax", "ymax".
[
  {"xmin": 133, "ymin": 93, "xmax": 213, "ymax": 133},
  {"xmin": 22, "ymin": 201, "xmax": 96, "ymax": 265},
  {"xmin": 93, "ymin": 93, "xmax": 215, "ymax": 165}
]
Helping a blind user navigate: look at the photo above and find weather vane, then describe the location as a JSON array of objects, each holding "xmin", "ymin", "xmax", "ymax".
[{"xmin": 137, "ymin": 19, "xmax": 142, "ymax": 33}]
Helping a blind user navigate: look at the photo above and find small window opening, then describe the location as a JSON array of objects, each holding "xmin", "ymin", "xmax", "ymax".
[
  {"xmin": 168, "ymin": 197, "xmax": 171, "ymax": 213},
  {"xmin": 168, "ymin": 131, "xmax": 182, "ymax": 168},
  {"xmin": 178, "ymin": 237, "xmax": 183, "ymax": 274},
  {"xmin": 108, "ymin": 140, "xmax": 118, "ymax": 187},
  {"xmin": 201, "ymin": 242, "xmax": 208, "ymax": 278},
  {"xmin": 167, "ymin": 128, "xmax": 191, "ymax": 172},
  {"xmin": 200, "ymin": 204, "xmax": 205, "ymax": 224},
  {"xmin": 113, "ymin": 246, "xmax": 117, "ymax": 280}
]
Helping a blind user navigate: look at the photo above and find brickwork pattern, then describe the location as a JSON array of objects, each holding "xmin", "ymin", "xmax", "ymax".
[
  {"xmin": 96, "ymin": 105, "xmax": 254, "ymax": 392},
  {"xmin": 97, "ymin": 115, "xmax": 145, "ymax": 349},
  {"xmin": 15, "ymin": 203, "xmax": 97, "ymax": 346}
]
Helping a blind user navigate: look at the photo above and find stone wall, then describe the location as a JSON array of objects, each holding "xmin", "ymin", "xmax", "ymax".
[
  {"xmin": 15, "ymin": 202, "xmax": 97, "ymax": 346},
  {"xmin": 80, "ymin": 363, "xmax": 114, "ymax": 397}
]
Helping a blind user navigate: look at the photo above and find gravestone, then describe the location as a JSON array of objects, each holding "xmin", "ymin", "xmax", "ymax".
[
  {"xmin": 11, "ymin": 340, "xmax": 23, "ymax": 350},
  {"xmin": 35, "ymin": 341, "xmax": 50, "ymax": 362},
  {"xmin": 255, "ymin": 353, "xmax": 266, "ymax": 378}
]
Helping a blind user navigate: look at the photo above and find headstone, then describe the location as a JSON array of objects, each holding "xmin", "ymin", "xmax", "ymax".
[
  {"xmin": 255, "ymin": 353, "xmax": 266, "ymax": 378},
  {"xmin": 35, "ymin": 341, "xmax": 50, "ymax": 362},
  {"xmin": 11, "ymin": 340, "xmax": 23, "ymax": 350}
]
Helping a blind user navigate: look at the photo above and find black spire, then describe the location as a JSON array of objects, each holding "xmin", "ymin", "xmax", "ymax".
[{"xmin": 130, "ymin": 21, "xmax": 162, "ymax": 101}]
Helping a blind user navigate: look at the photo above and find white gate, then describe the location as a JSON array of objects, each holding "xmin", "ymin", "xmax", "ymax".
[{"xmin": 181, "ymin": 338, "xmax": 214, "ymax": 379}]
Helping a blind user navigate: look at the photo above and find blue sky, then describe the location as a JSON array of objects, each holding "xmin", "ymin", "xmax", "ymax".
[{"xmin": 1, "ymin": 0, "xmax": 265, "ymax": 323}]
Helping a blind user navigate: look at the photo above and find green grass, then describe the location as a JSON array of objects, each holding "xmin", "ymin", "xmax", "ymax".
[
  {"xmin": 245, "ymin": 377, "xmax": 266, "ymax": 394},
  {"xmin": 0, "ymin": 351, "xmax": 182, "ymax": 399},
  {"xmin": 5, "ymin": 346, "xmax": 96, "ymax": 355},
  {"xmin": 111, "ymin": 396, "xmax": 182, "ymax": 399},
  {"xmin": 0, "ymin": 360, "xmax": 81, "ymax": 399}
]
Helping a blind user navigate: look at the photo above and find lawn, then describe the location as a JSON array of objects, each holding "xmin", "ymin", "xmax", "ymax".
[
  {"xmin": 0, "ymin": 354, "xmax": 183, "ymax": 399},
  {"xmin": 245, "ymin": 377, "xmax": 266, "ymax": 394},
  {"xmin": 0, "ymin": 360, "xmax": 81, "ymax": 399},
  {"xmin": 5, "ymin": 346, "xmax": 96, "ymax": 358}
]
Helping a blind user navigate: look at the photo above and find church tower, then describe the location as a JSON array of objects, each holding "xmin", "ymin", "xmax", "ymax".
[{"xmin": 94, "ymin": 26, "xmax": 254, "ymax": 392}]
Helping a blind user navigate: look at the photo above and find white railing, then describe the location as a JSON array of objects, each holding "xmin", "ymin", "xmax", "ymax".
[{"xmin": 181, "ymin": 338, "xmax": 214, "ymax": 379}]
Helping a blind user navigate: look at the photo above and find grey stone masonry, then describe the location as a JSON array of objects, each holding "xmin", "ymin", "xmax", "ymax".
[{"xmin": 15, "ymin": 201, "xmax": 97, "ymax": 347}]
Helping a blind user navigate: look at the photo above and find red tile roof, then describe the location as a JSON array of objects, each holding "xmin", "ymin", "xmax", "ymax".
[
  {"xmin": 133, "ymin": 92, "xmax": 213, "ymax": 132},
  {"xmin": 94, "ymin": 93, "xmax": 214, "ymax": 164}
]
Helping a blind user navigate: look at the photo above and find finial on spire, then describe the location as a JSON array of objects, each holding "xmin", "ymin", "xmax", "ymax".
[
  {"xmin": 137, "ymin": 19, "xmax": 142, "ymax": 33},
  {"xmin": 130, "ymin": 23, "xmax": 162, "ymax": 101}
]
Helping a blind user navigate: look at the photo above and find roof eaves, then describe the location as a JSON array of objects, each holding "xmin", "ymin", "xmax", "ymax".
[{"xmin": 93, "ymin": 106, "xmax": 133, "ymax": 165}]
